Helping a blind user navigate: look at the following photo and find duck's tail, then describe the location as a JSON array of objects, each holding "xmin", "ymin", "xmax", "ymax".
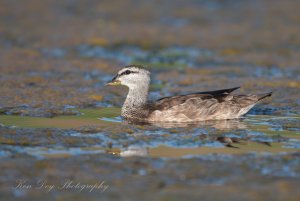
[{"xmin": 257, "ymin": 92, "xmax": 273, "ymax": 101}]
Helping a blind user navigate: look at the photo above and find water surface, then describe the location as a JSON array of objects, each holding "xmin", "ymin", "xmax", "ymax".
[{"xmin": 1, "ymin": 0, "xmax": 300, "ymax": 200}]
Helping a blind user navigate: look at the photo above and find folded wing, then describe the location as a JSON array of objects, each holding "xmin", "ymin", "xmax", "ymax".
[{"xmin": 153, "ymin": 87, "xmax": 240, "ymax": 111}]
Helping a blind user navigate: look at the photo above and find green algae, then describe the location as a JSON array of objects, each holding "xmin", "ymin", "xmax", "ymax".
[
  {"xmin": 77, "ymin": 107, "xmax": 120, "ymax": 119},
  {"xmin": 0, "ymin": 108, "xmax": 121, "ymax": 129}
]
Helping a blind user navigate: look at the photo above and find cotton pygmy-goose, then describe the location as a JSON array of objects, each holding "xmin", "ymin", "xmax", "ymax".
[{"xmin": 106, "ymin": 65, "xmax": 272, "ymax": 122}]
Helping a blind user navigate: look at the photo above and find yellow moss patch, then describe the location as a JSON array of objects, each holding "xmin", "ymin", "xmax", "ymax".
[
  {"xmin": 87, "ymin": 37, "xmax": 109, "ymax": 46},
  {"xmin": 220, "ymin": 48, "xmax": 241, "ymax": 56},
  {"xmin": 255, "ymin": 80, "xmax": 300, "ymax": 88},
  {"xmin": 288, "ymin": 81, "xmax": 300, "ymax": 88},
  {"xmin": 89, "ymin": 94, "xmax": 103, "ymax": 101}
]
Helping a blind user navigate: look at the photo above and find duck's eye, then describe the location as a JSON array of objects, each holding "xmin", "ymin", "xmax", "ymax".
[{"xmin": 120, "ymin": 70, "xmax": 136, "ymax": 77}]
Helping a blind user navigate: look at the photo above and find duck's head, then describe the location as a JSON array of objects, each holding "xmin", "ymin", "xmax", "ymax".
[{"xmin": 106, "ymin": 65, "xmax": 150, "ymax": 89}]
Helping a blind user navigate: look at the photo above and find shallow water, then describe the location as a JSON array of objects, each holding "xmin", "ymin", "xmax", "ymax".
[
  {"xmin": 0, "ymin": 108, "xmax": 299, "ymax": 158},
  {"xmin": 0, "ymin": 110, "xmax": 299, "ymax": 200}
]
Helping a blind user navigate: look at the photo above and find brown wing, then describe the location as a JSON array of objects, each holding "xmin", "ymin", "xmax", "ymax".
[
  {"xmin": 189, "ymin": 86, "xmax": 240, "ymax": 95},
  {"xmin": 153, "ymin": 87, "xmax": 240, "ymax": 111}
]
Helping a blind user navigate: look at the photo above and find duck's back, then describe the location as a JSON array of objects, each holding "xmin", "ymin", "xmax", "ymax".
[{"xmin": 147, "ymin": 87, "xmax": 271, "ymax": 122}]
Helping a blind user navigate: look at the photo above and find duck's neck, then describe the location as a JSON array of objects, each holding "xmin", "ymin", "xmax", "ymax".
[{"xmin": 122, "ymin": 83, "xmax": 149, "ymax": 118}]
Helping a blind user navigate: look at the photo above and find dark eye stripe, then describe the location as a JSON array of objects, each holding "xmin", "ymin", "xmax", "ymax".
[
  {"xmin": 124, "ymin": 70, "xmax": 131, "ymax": 75},
  {"xmin": 119, "ymin": 70, "xmax": 137, "ymax": 76}
]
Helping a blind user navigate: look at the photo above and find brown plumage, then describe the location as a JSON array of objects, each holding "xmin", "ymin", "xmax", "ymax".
[{"xmin": 106, "ymin": 65, "xmax": 272, "ymax": 122}]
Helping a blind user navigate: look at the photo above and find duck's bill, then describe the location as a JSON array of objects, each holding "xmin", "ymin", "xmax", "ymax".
[{"xmin": 105, "ymin": 80, "xmax": 121, "ymax": 86}]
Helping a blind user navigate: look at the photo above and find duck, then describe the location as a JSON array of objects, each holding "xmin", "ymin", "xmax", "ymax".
[{"xmin": 106, "ymin": 65, "xmax": 272, "ymax": 122}]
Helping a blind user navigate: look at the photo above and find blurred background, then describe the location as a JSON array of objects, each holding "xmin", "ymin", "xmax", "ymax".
[
  {"xmin": 0, "ymin": 0, "xmax": 299, "ymax": 116},
  {"xmin": 0, "ymin": 0, "xmax": 300, "ymax": 201}
]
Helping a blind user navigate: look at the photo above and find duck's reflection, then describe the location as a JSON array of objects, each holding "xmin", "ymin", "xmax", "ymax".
[
  {"xmin": 108, "ymin": 138, "xmax": 273, "ymax": 157},
  {"xmin": 120, "ymin": 146, "xmax": 149, "ymax": 157},
  {"xmin": 126, "ymin": 118, "xmax": 248, "ymax": 130},
  {"xmin": 104, "ymin": 119, "xmax": 275, "ymax": 157},
  {"xmin": 106, "ymin": 146, "xmax": 149, "ymax": 157}
]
